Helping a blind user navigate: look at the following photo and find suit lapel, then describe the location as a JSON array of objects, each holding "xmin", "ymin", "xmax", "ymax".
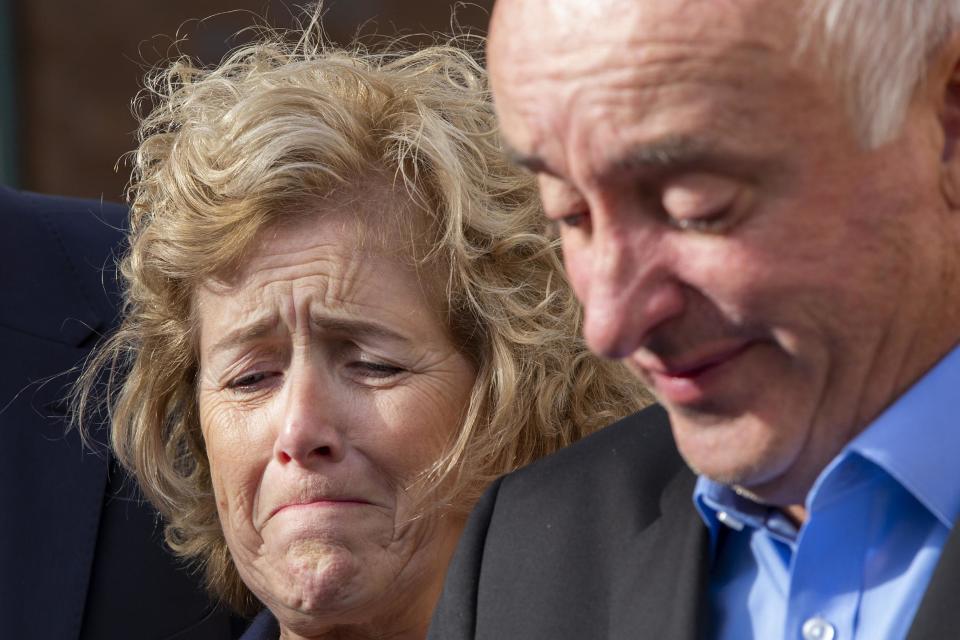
[
  {"xmin": 0, "ymin": 334, "xmax": 109, "ymax": 639},
  {"xmin": 0, "ymin": 189, "xmax": 122, "ymax": 638},
  {"xmin": 616, "ymin": 467, "xmax": 710, "ymax": 640},
  {"xmin": 906, "ymin": 521, "xmax": 960, "ymax": 640}
]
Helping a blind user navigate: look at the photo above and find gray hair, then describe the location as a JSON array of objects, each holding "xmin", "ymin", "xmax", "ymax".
[{"xmin": 806, "ymin": 0, "xmax": 960, "ymax": 147}]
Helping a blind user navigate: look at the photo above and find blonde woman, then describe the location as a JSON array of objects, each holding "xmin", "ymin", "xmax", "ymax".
[{"xmin": 77, "ymin": 24, "xmax": 649, "ymax": 640}]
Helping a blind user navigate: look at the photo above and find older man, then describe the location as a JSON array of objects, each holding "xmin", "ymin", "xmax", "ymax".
[{"xmin": 429, "ymin": 1, "xmax": 960, "ymax": 639}]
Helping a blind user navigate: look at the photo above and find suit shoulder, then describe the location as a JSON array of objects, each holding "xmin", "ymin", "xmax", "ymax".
[
  {"xmin": 503, "ymin": 403, "xmax": 683, "ymax": 497},
  {"xmin": 0, "ymin": 187, "xmax": 127, "ymax": 344},
  {"xmin": 1, "ymin": 187, "xmax": 127, "ymax": 255},
  {"xmin": 479, "ymin": 403, "xmax": 690, "ymax": 541},
  {"xmin": 446, "ymin": 405, "xmax": 701, "ymax": 639},
  {"xmin": 2, "ymin": 184, "xmax": 124, "ymax": 225}
]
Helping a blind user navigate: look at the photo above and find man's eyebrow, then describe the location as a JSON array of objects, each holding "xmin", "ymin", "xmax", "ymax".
[
  {"xmin": 505, "ymin": 137, "xmax": 768, "ymax": 179},
  {"xmin": 504, "ymin": 144, "xmax": 551, "ymax": 174},
  {"xmin": 614, "ymin": 136, "xmax": 767, "ymax": 177}
]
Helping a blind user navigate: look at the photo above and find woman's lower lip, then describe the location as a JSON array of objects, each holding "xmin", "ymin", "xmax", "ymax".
[{"xmin": 273, "ymin": 500, "xmax": 371, "ymax": 517}]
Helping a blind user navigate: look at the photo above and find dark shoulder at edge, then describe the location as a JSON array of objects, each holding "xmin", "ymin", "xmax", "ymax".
[{"xmin": 500, "ymin": 404, "xmax": 682, "ymax": 496}]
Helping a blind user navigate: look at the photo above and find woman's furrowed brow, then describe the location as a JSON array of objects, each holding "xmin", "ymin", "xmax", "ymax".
[
  {"xmin": 309, "ymin": 315, "xmax": 412, "ymax": 345},
  {"xmin": 206, "ymin": 313, "xmax": 413, "ymax": 359},
  {"xmin": 208, "ymin": 316, "xmax": 279, "ymax": 357}
]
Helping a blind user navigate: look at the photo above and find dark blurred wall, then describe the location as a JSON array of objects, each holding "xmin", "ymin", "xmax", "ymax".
[
  {"xmin": 11, "ymin": 0, "xmax": 492, "ymax": 201},
  {"xmin": 0, "ymin": 0, "xmax": 16, "ymax": 186}
]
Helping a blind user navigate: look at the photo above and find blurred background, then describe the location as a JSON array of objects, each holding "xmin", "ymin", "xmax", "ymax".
[{"xmin": 0, "ymin": 0, "xmax": 492, "ymax": 201}]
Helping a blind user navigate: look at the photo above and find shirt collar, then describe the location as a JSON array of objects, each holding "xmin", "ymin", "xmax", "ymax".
[
  {"xmin": 694, "ymin": 478, "xmax": 800, "ymax": 556},
  {"xmin": 694, "ymin": 344, "xmax": 960, "ymax": 548},
  {"xmin": 843, "ymin": 344, "xmax": 960, "ymax": 529}
]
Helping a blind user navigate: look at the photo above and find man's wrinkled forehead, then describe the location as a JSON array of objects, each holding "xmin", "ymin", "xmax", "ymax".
[
  {"xmin": 489, "ymin": 0, "xmax": 798, "ymax": 72},
  {"xmin": 488, "ymin": 0, "xmax": 804, "ymax": 174}
]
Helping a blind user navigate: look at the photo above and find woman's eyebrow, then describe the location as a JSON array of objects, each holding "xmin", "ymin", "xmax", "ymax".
[
  {"xmin": 207, "ymin": 313, "xmax": 412, "ymax": 359},
  {"xmin": 309, "ymin": 315, "xmax": 411, "ymax": 344},
  {"xmin": 208, "ymin": 316, "xmax": 279, "ymax": 357}
]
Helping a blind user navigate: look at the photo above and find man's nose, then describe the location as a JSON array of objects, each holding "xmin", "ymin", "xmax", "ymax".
[
  {"xmin": 575, "ymin": 223, "xmax": 685, "ymax": 358},
  {"xmin": 273, "ymin": 364, "xmax": 345, "ymax": 466}
]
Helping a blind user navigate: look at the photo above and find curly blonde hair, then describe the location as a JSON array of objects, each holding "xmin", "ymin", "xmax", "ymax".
[{"xmin": 76, "ymin": 26, "xmax": 649, "ymax": 614}]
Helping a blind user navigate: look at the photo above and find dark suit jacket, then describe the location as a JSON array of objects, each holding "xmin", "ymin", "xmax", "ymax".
[
  {"xmin": 429, "ymin": 404, "xmax": 960, "ymax": 639},
  {"xmin": 0, "ymin": 187, "xmax": 242, "ymax": 639},
  {"xmin": 238, "ymin": 610, "xmax": 278, "ymax": 640}
]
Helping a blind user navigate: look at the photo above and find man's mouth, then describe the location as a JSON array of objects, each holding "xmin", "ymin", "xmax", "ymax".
[{"xmin": 635, "ymin": 341, "xmax": 755, "ymax": 405}]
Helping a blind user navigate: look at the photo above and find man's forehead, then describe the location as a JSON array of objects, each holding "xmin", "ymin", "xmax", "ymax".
[
  {"xmin": 489, "ymin": 0, "xmax": 806, "ymax": 170},
  {"xmin": 493, "ymin": 4, "xmax": 793, "ymax": 149},
  {"xmin": 489, "ymin": 0, "xmax": 792, "ymax": 45}
]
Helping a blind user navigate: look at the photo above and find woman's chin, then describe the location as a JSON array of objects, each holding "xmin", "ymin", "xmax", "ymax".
[
  {"xmin": 260, "ymin": 539, "xmax": 374, "ymax": 617},
  {"xmin": 244, "ymin": 533, "xmax": 435, "ymax": 637}
]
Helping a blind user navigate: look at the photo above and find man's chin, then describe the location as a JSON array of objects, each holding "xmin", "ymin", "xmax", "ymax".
[{"xmin": 670, "ymin": 412, "xmax": 796, "ymax": 491}]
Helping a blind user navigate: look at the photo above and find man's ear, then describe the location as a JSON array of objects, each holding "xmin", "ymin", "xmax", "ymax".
[{"xmin": 939, "ymin": 37, "xmax": 960, "ymax": 209}]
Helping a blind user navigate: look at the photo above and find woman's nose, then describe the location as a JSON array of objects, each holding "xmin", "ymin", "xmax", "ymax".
[{"xmin": 273, "ymin": 366, "xmax": 346, "ymax": 466}]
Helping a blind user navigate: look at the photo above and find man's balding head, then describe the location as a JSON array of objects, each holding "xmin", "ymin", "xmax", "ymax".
[{"xmin": 488, "ymin": 0, "xmax": 960, "ymax": 511}]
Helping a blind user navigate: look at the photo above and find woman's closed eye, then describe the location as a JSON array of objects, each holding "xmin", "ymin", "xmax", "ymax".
[
  {"xmin": 346, "ymin": 360, "xmax": 406, "ymax": 381},
  {"xmin": 227, "ymin": 371, "xmax": 280, "ymax": 392}
]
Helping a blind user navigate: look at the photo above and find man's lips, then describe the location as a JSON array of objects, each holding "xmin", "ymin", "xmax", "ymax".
[
  {"xmin": 648, "ymin": 341, "xmax": 754, "ymax": 379},
  {"xmin": 634, "ymin": 340, "xmax": 755, "ymax": 405}
]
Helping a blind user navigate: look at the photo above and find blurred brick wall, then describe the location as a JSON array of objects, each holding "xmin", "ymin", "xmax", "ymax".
[{"xmin": 14, "ymin": 0, "xmax": 492, "ymax": 201}]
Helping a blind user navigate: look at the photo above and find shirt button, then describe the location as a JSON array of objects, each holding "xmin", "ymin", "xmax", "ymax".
[
  {"xmin": 802, "ymin": 616, "xmax": 836, "ymax": 640},
  {"xmin": 716, "ymin": 510, "xmax": 744, "ymax": 531}
]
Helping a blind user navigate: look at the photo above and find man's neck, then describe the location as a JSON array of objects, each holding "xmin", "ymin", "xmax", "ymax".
[{"xmin": 782, "ymin": 504, "xmax": 807, "ymax": 527}]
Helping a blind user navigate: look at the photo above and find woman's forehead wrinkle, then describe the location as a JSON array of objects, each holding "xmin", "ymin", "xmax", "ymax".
[
  {"xmin": 200, "ymin": 231, "xmax": 387, "ymax": 344},
  {"xmin": 205, "ymin": 312, "xmax": 281, "ymax": 361},
  {"xmin": 199, "ymin": 207, "xmax": 442, "ymax": 360},
  {"xmin": 317, "ymin": 243, "xmax": 367, "ymax": 312}
]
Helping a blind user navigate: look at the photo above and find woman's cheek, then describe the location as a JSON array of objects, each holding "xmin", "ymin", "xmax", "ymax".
[
  {"xmin": 201, "ymin": 395, "xmax": 273, "ymax": 548},
  {"xmin": 363, "ymin": 387, "xmax": 442, "ymax": 477}
]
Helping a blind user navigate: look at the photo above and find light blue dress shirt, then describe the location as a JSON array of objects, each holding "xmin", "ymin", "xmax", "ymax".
[{"xmin": 694, "ymin": 346, "xmax": 960, "ymax": 640}]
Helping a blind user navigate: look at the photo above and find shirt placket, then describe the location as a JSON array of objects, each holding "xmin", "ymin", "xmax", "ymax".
[{"xmin": 784, "ymin": 483, "xmax": 872, "ymax": 640}]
